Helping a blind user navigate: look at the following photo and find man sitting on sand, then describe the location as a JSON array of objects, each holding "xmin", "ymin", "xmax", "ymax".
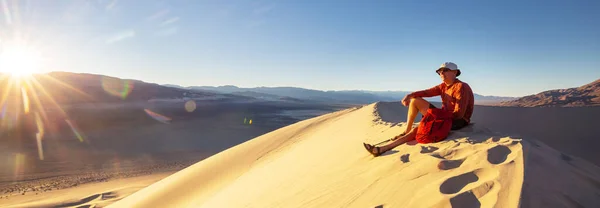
[{"xmin": 364, "ymin": 62, "xmax": 474, "ymax": 156}]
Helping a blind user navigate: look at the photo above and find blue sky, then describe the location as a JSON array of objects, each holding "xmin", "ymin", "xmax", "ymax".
[{"xmin": 1, "ymin": 0, "xmax": 599, "ymax": 97}]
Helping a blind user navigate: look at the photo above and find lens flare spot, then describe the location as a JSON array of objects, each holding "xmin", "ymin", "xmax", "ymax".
[
  {"xmin": 101, "ymin": 76, "xmax": 133, "ymax": 99},
  {"xmin": 65, "ymin": 119, "xmax": 84, "ymax": 142},
  {"xmin": 35, "ymin": 113, "xmax": 44, "ymax": 160},
  {"xmin": 249, "ymin": 119, "xmax": 252, "ymax": 125},
  {"xmin": 35, "ymin": 112, "xmax": 44, "ymax": 138},
  {"xmin": 144, "ymin": 109, "xmax": 171, "ymax": 124},
  {"xmin": 184, "ymin": 100, "xmax": 196, "ymax": 112},
  {"xmin": 21, "ymin": 87, "xmax": 29, "ymax": 114},
  {"xmin": 36, "ymin": 133, "xmax": 44, "ymax": 160}
]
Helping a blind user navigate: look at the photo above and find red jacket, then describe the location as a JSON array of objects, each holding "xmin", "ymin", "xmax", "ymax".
[{"xmin": 409, "ymin": 79, "xmax": 474, "ymax": 123}]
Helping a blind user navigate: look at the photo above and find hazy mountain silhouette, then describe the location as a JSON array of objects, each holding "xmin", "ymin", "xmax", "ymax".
[
  {"xmin": 185, "ymin": 85, "xmax": 516, "ymax": 105},
  {"xmin": 500, "ymin": 78, "xmax": 600, "ymax": 107}
]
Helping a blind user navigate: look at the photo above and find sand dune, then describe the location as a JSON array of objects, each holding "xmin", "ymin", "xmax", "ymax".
[{"xmin": 107, "ymin": 102, "xmax": 600, "ymax": 207}]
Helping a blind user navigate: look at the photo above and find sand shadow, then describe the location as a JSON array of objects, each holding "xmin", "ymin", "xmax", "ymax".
[
  {"xmin": 374, "ymin": 205, "xmax": 384, "ymax": 208},
  {"xmin": 381, "ymin": 150, "xmax": 399, "ymax": 156},
  {"xmin": 400, "ymin": 154, "xmax": 410, "ymax": 163},
  {"xmin": 560, "ymin": 153, "xmax": 572, "ymax": 162},
  {"xmin": 528, "ymin": 139, "xmax": 541, "ymax": 147},
  {"xmin": 440, "ymin": 172, "xmax": 479, "ymax": 194},
  {"xmin": 450, "ymin": 191, "xmax": 481, "ymax": 208},
  {"xmin": 487, "ymin": 145, "xmax": 511, "ymax": 165},
  {"xmin": 406, "ymin": 140, "xmax": 419, "ymax": 146},
  {"xmin": 420, "ymin": 146, "xmax": 439, "ymax": 154},
  {"xmin": 101, "ymin": 191, "xmax": 118, "ymax": 200},
  {"xmin": 59, "ymin": 193, "xmax": 101, "ymax": 207},
  {"xmin": 438, "ymin": 159, "xmax": 465, "ymax": 170}
]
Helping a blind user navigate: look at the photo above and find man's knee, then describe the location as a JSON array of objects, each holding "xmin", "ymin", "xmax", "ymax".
[
  {"xmin": 410, "ymin": 97, "xmax": 429, "ymax": 107},
  {"xmin": 409, "ymin": 97, "xmax": 426, "ymax": 104},
  {"xmin": 409, "ymin": 97, "xmax": 431, "ymax": 115}
]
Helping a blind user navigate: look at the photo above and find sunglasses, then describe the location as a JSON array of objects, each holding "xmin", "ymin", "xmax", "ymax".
[{"xmin": 436, "ymin": 68, "xmax": 452, "ymax": 75}]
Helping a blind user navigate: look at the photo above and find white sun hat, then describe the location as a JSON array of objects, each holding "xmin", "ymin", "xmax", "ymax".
[{"xmin": 436, "ymin": 62, "xmax": 461, "ymax": 76}]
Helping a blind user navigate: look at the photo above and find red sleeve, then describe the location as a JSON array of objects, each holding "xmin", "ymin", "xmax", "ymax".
[
  {"xmin": 410, "ymin": 84, "xmax": 443, "ymax": 98},
  {"xmin": 452, "ymin": 84, "xmax": 471, "ymax": 119}
]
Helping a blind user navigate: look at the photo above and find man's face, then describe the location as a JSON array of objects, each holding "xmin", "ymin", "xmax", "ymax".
[{"xmin": 437, "ymin": 68, "xmax": 456, "ymax": 81}]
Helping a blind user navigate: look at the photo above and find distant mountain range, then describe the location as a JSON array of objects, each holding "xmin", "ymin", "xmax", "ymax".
[
  {"xmin": 499, "ymin": 79, "xmax": 600, "ymax": 107},
  {"xmin": 33, "ymin": 72, "xmax": 600, "ymax": 107},
  {"xmin": 5, "ymin": 71, "xmax": 558, "ymax": 108},
  {"xmin": 167, "ymin": 85, "xmax": 516, "ymax": 105}
]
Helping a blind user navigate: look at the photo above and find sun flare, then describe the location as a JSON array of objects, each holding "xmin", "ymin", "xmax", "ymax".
[{"xmin": 0, "ymin": 44, "xmax": 42, "ymax": 77}]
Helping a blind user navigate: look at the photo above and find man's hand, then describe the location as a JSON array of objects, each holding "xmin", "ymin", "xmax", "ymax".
[{"xmin": 401, "ymin": 94, "xmax": 412, "ymax": 106}]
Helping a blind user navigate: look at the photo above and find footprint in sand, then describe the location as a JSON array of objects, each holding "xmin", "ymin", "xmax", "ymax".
[
  {"xmin": 401, "ymin": 154, "xmax": 410, "ymax": 163},
  {"xmin": 450, "ymin": 191, "xmax": 481, "ymax": 208},
  {"xmin": 487, "ymin": 145, "xmax": 512, "ymax": 165},
  {"xmin": 420, "ymin": 146, "xmax": 439, "ymax": 154},
  {"xmin": 438, "ymin": 159, "xmax": 465, "ymax": 170},
  {"xmin": 440, "ymin": 172, "xmax": 479, "ymax": 194},
  {"xmin": 440, "ymin": 168, "xmax": 499, "ymax": 195},
  {"xmin": 439, "ymin": 168, "xmax": 501, "ymax": 207},
  {"xmin": 430, "ymin": 145, "xmax": 486, "ymax": 160}
]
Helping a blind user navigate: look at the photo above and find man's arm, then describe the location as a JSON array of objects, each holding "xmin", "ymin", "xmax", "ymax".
[
  {"xmin": 452, "ymin": 84, "xmax": 471, "ymax": 120},
  {"xmin": 409, "ymin": 84, "xmax": 443, "ymax": 98}
]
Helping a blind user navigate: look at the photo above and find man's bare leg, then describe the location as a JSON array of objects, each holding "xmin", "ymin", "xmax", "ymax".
[
  {"xmin": 377, "ymin": 98, "xmax": 432, "ymax": 152},
  {"xmin": 378, "ymin": 127, "xmax": 418, "ymax": 153},
  {"xmin": 403, "ymin": 97, "xmax": 431, "ymax": 134}
]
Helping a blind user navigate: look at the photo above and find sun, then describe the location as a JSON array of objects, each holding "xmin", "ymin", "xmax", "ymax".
[{"xmin": 0, "ymin": 44, "xmax": 42, "ymax": 77}]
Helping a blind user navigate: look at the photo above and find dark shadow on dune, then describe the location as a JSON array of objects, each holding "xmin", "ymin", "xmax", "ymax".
[
  {"xmin": 430, "ymin": 153, "xmax": 446, "ymax": 160},
  {"xmin": 438, "ymin": 159, "xmax": 465, "ymax": 170},
  {"xmin": 487, "ymin": 145, "xmax": 511, "ymax": 165},
  {"xmin": 420, "ymin": 146, "xmax": 439, "ymax": 153},
  {"xmin": 527, "ymin": 139, "xmax": 541, "ymax": 147},
  {"xmin": 101, "ymin": 191, "xmax": 118, "ymax": 200},
  {"xmin": 58, "ymin": 193, "xmax": 101, "ymax": 207},
  {"xmin": 471, "ymin": 105, "xmax": 600, "ymax": 166},
  {"xmin": 381, "ymin": 150, "xmax": 399, "ymax": 156},
  {"xmin": 400, "ymin": 154, "xmax": 410, "ymax": 163},
  {"xmin": 440, "ymin": 172, "xmax": 479, "ymax": 194},
  {"xmin": 560, "ymin": 153, "xmax": 572, "ymax": 162},
  {"xmin": 450, "ymin": 191, "xmax": 481, "ymax": 208},
  {"xmin": 571, "ymin": 168, "xmax": 600, "ymax": 190},
  {"xmin": 406, "ymin": 140, "xmax": 419, "ymax": 146},
  {"xmin": 560, "ymin": 193, "xmax": 586, "ymax": 208},
  {"xmin": 374, "ymin": 205, "xmax": 384, "ymax": 208}
]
